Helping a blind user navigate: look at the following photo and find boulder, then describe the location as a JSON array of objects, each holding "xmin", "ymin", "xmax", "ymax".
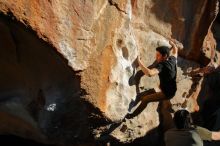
[{"xmin": 0, "ymin": 0, "xmax": 219, "ymax": 145}]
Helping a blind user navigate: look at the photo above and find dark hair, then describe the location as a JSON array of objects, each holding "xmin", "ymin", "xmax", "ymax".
[
  {"xmin": 173, "ymin": 109, "xmax": 192, "ymax": 129},
  {"xmin": 156, "ymin": 46, "xmax": 170, "ymax": 57}
]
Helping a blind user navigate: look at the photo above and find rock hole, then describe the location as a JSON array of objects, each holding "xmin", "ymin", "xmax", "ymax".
[
  {"xmin": 116, "ymin": 39, "xmax": 123, "ymax": 47},
  {"xmin": 122, "ymin": 46, "xmax": 129, "ymax": 60}
]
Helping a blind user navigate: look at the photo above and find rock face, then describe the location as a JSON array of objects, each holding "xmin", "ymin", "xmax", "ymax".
[{"xmin": 0, "ymin": 0, "xmax": 219, "ymax": 145}]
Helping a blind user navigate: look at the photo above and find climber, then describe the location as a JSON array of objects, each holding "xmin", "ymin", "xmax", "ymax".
[
  {"xmin": 125, "ymin": 39, "xmax": 178, "ymax": 119},
  {"xmin": 165, "ymin": 109, "xmax": 220, "ymax": 146}
]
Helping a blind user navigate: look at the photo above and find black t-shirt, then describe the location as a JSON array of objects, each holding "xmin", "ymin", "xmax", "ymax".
[{"xmin": 155, "ymin": 56, "xmax": 177, "ymax": 98}]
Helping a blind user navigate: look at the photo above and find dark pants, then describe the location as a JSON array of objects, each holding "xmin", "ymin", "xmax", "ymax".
[{"xmin": 128, "ymin": 91, "xmax": 167, "ymax": 119}]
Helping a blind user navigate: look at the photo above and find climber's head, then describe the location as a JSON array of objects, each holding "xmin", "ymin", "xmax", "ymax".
[{"xmin": 156, "ymin": 46, "xmax": 170, "ymax": 62}]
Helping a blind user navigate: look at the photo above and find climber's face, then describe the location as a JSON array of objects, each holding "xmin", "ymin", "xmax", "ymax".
[{"xmin": 156, "ymin": 51, "xmax": 167, "ymax": 63}]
